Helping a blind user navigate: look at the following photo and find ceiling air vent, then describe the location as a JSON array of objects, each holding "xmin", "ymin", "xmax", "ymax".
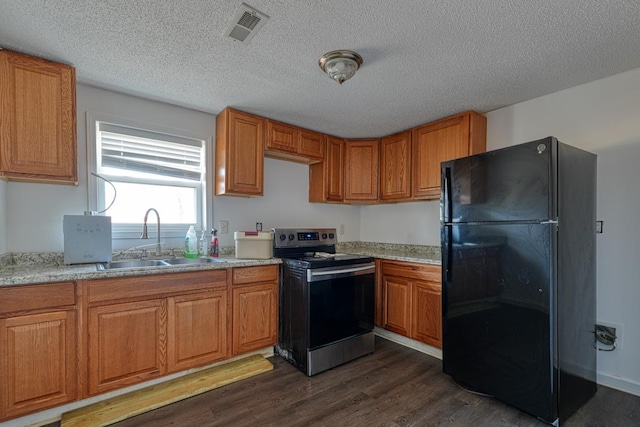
[{"xmin": 223, "ymin": 3, "xmax": 269, "ymax": 44}]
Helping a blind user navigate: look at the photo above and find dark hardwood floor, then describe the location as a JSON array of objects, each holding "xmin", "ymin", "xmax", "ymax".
[{"xmin": 90, "ymin": 337, "xmax": 638, "ymax": 426}]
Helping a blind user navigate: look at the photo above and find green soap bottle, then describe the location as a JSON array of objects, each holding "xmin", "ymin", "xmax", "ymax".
[{"xmin": 185, "ymin": 225, "xmax": 198, "ymax": 258}]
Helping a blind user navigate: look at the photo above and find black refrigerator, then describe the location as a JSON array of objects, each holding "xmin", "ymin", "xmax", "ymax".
[{"xmin": 440, "ymin": 137, "xmax": 597, "ymax": 426}]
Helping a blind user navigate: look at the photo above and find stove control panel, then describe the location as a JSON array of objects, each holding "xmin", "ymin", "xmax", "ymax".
[{"xmin": 272, "ymin": 228, "xmax": 337, "ymax": 249}]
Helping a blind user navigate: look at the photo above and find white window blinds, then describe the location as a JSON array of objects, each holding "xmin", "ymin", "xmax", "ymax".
[{"xmin": 98, "ymin": 123, "xmax": 204, "ymax": 181}]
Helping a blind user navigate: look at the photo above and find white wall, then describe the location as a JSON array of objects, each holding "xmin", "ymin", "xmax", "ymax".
[
  {"xmin": 3, "ymin": 84, "xmax": 360, "ymax": 252},
  {"xmin": 360, "ymin": 201, "xmax": 440, "ymax": 245},
  {"xmin": 485, "ymin": 68, "xmax": 640, "ymax": 396},
  {"xmin": 215, "ymin": 157, "xmax": 360, "ymax": 247}
]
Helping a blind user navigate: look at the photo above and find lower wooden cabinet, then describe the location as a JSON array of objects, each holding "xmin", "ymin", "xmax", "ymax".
[
  {"xmin": 82, "ymin": 270, "xmax": 228, "ymax": 397},
  {"xmin": 231, "ymin": 265, "xmax": 278, "ymax": 355},
  {"xmin": 0, "ymin": 310, "xmax": 77, "ymax": 420},
  {"xmin": 87, "ymin": 299, "xmax": 165, "ymax": 396},
  {"xmin": 379, "ymin": 260, "xmax": 442, "ymax": 348},
  {"xmin": 0, "ymin": 282, "xmax": 77, "ymax": 421},
  {"xmin": 0, "ymin": 265, "xmax": 279, "ymax": 420},
  {"xmin": 167, "ymin": 290, "xmax": 228, "ymax": 373}
]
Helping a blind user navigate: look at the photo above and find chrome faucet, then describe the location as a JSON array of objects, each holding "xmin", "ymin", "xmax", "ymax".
[{"xmin": 140, "ymin": 208, "xmax": 162, "ymax": 257}]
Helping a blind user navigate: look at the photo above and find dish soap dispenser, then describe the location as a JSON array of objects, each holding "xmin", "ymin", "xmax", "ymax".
[
  {"xmin": 185, "ymin": 226, "xmax": 198, "ymax": 258},
  {"xmin": 210, "ymin": 228, "xmax": 219, "ymax": 258},
  {"xmin": 198, "ymin": 229, "xmax": 208, "ymax": 257}
]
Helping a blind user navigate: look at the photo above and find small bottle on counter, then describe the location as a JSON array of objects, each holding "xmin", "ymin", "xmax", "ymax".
[
  {"xmin": 198, "ymin": 229, "xmax": 208, "ymax": 257},
  {"xmin": 184, "ymin": 225, "xmax": 198, "ymax": 258},
  {"xmin": 210, "ymin": 228, "xmax": 219, "ymax": 258}
]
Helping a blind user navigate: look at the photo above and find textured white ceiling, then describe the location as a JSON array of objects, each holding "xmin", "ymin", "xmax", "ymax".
[{"xmin": 1, "ymin": 0, "xmax": 640, "ymax": 138}]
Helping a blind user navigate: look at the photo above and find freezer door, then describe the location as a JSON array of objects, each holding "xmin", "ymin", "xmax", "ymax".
[
  {"xmin": 441, "ymin": 137, "xmax": 554, "ymax": 223},
  {"xmin": 442, "ymin": 222, "xmax": 557, "ymax": 422}
]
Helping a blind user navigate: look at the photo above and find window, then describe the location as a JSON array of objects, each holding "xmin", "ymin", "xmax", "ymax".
[{"xmin": 89, "ymin": 114, "xmax": 207, "ymax": 239}]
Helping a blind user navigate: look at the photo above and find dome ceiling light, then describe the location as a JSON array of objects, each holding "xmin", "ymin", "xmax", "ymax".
[{"xmin": 318, "ymin": 50, "xmax": 363, "ymax": 85}]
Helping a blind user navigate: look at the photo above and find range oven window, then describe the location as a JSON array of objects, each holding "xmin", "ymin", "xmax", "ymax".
[{"xmin": 308, "ymin": 272, "xmax": 374, "ymax": 349}]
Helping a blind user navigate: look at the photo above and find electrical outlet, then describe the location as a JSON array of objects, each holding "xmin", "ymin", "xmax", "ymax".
[
  {"xmin": 219, "ymin": 220, "xmax": 229, "ymax": 234},
  {"xmin": 596, "ymin": 221, "xmax": 603, "ymax": 233},
  {"xmin": 596, "ymin": 321, "xmax": 623, "ymax": 349}
]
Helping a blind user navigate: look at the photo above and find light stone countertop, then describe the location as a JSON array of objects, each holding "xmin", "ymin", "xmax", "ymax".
[
  {"xmin": 0, "ymin": 252, "xmax": 280, "ymax": 287},
  {"xmin": 0, "ymin": 242, "xmax": 441, "ymax": 287},
  {"xmin": 337, "ymin": 242, "xmax": 441, "ymax": 265}
]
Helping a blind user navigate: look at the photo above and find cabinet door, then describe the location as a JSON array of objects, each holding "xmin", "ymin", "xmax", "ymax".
[
  {"xmin": 380, "ymin": 131, "xmax": 411, "ymax": 201},
  {"xmin": 167, "ymin": 291, "xmax": 228, "ymax": 373},
  {"xmin": 345, "ymin": 139, "xmax": 379, "ymax": 202},
  {"xmin": 411, "ymin": 280, "xmax": 442, "ymax": 348},
  {"xmin": 412, "ymin": 112, "xmax": 486, "ymax": 200},
  {"xmin": 298, "ymin": 129, "xmax": 325, "ymax": 160},
  {"xmin": 382, "ymin": 275, "xmax": 411, "ymax": 336},
  {"xmin": 232, "ymin": 283, "xmax": 278, "ymax": 355},
  {"xmin": 309, "ymin": 136, "xmax": 344, "ymax": 202},
  {"xmin": 266, "ymin": 120, "xmax": 297, "ymax": 153},
  {"xmin": 0, "ymin": 311, "xmax": 77, "ymax": 419},
  {"xmin": 88, "ymin": 300, "xmax": 165, "ymax": 396},
  {"xmin": 0, "ymin": 50, "xmax": 77, "ymax": 184},
  {"xmin": 215, "ymin": 108, "xmax": 264, "ymax": 196}
]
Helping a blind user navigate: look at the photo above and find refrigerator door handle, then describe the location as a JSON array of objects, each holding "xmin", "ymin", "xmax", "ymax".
[
  {"xmin": 442, "ymin": 167, "xmax": 454, "ymax": 282},
  {"xmin": 442, "ymin": 167, "xmax": 453, "ymax": 223},
  {"xmin": 540, "ymin": 220, "xmax": 559, "ymax": 224}
]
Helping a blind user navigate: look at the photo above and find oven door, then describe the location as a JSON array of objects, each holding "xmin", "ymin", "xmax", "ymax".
[{"xmin": 306, "ymin": 262, "xmax": 375, "ymax": 350}]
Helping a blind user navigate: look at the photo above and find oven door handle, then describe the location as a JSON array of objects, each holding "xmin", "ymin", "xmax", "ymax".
[{"xmin": 307, "ymin": 263, "xmax": 375, "ymax": 282}]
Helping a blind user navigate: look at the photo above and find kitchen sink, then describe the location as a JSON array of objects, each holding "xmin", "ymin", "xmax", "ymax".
[
  {"xmin": 163, "ymin": 257, "xmax": 226, "ymax": 265},
  {"xmin": 96, "ymin": 257, "xmax": 225, "ymax": 271},
  {"xmin": 96, "ymin": 259, "xmax": 170, "ymax": 270}
]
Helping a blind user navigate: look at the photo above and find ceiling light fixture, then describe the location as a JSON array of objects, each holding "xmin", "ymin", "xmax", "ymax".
[{"xmin": 318, "ymin": 50, "xmax": 363, "ymax": 85}]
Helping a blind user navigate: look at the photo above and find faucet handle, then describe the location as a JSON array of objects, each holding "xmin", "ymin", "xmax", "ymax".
[
  {"xmin": 141, "ymin": 249, "xmax": 148, "ymax": 260},
  {"xmin": 168, "ymin": 248, "xmax": 176, "ymax": 258}
]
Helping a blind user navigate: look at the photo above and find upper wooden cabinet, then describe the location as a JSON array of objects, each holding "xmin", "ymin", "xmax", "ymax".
[
  {"xmin": 0, "ymin": 49, "xmax": 77, "ymax": 184},
  {"xmin": 412, "ymin": 111, "xmax": 486, "ymax": 200},
  {"xmin": 215, "ymin": 108, "xmax": 264, "ymax": 197},
  {"xmin": 266, "ymin": 120, "xmax": 297, "ymax": 153},
  {"xmin": 380, "ymin": 131, "xmax": 412, "ymax": 201},
  {"xmin": 309, "ymin": 136, "xmax": 344, "ymax": 203},
  {"xmin": 264, "ymin": 119, "xmax": 324, "ymax": 164},
  {"xmin": 297, "ymin": 129, "xmax": 324, "ymax": 161},
  {"xmin": 344, "ymin": 139, "xmax": 379, "ymax": 203}
]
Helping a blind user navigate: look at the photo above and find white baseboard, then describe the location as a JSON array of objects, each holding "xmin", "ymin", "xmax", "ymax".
[
  {"xmin": 374, "ymin": 327, "xmax": 442, "ymax": 360},
  {"xmin": 597, "ymin": 372, "xmax": 640, "ymax": 397},
  {"xmin": 375, "ymin": 328, "xmax": 640, "ymax": 399}
]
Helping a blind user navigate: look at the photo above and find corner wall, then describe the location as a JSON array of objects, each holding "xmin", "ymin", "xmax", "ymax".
[{"xmin": 486, "ymin": 67, "xmax": 640, "ymax": 396}]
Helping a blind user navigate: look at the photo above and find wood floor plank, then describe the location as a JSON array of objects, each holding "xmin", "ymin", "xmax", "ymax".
[
  {"xmin": 55, "ymin": 337, "xmax": 639, "ymax": 427},
  {"xmin": 60, "ymin": 355, "xmax": 273, "ymax": 427}
]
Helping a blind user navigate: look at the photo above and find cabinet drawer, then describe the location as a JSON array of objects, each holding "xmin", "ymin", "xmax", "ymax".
[
  {"xmin": 0, "ymin": 282, "xmax": 75, "ymax": 315},
  {"xmin": 381, "ymin": 261, "xmax": 441, "ymax": 284},
  {"xmin": 86, "ymin": 270, "xmax": 228, "ymax": 304},
  {"xmin": 232, "ymin": 265, "xmax": 278, "ymax": 285}
]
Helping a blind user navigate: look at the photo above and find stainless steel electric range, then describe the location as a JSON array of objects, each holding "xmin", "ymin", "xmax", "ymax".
[{"xmin": 272, "ymin": 227, "xmax": 376, "ymax": 376}]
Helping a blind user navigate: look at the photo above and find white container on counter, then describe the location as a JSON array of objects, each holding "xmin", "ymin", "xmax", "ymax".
[{"xmin": 234, "ymin": 231, "xmax": 273, "ymax": 259}]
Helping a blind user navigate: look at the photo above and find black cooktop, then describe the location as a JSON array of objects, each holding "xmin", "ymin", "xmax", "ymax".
[{"xmin": 282, "ymin": 253, "xmax": 374, "ymax": 269}]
